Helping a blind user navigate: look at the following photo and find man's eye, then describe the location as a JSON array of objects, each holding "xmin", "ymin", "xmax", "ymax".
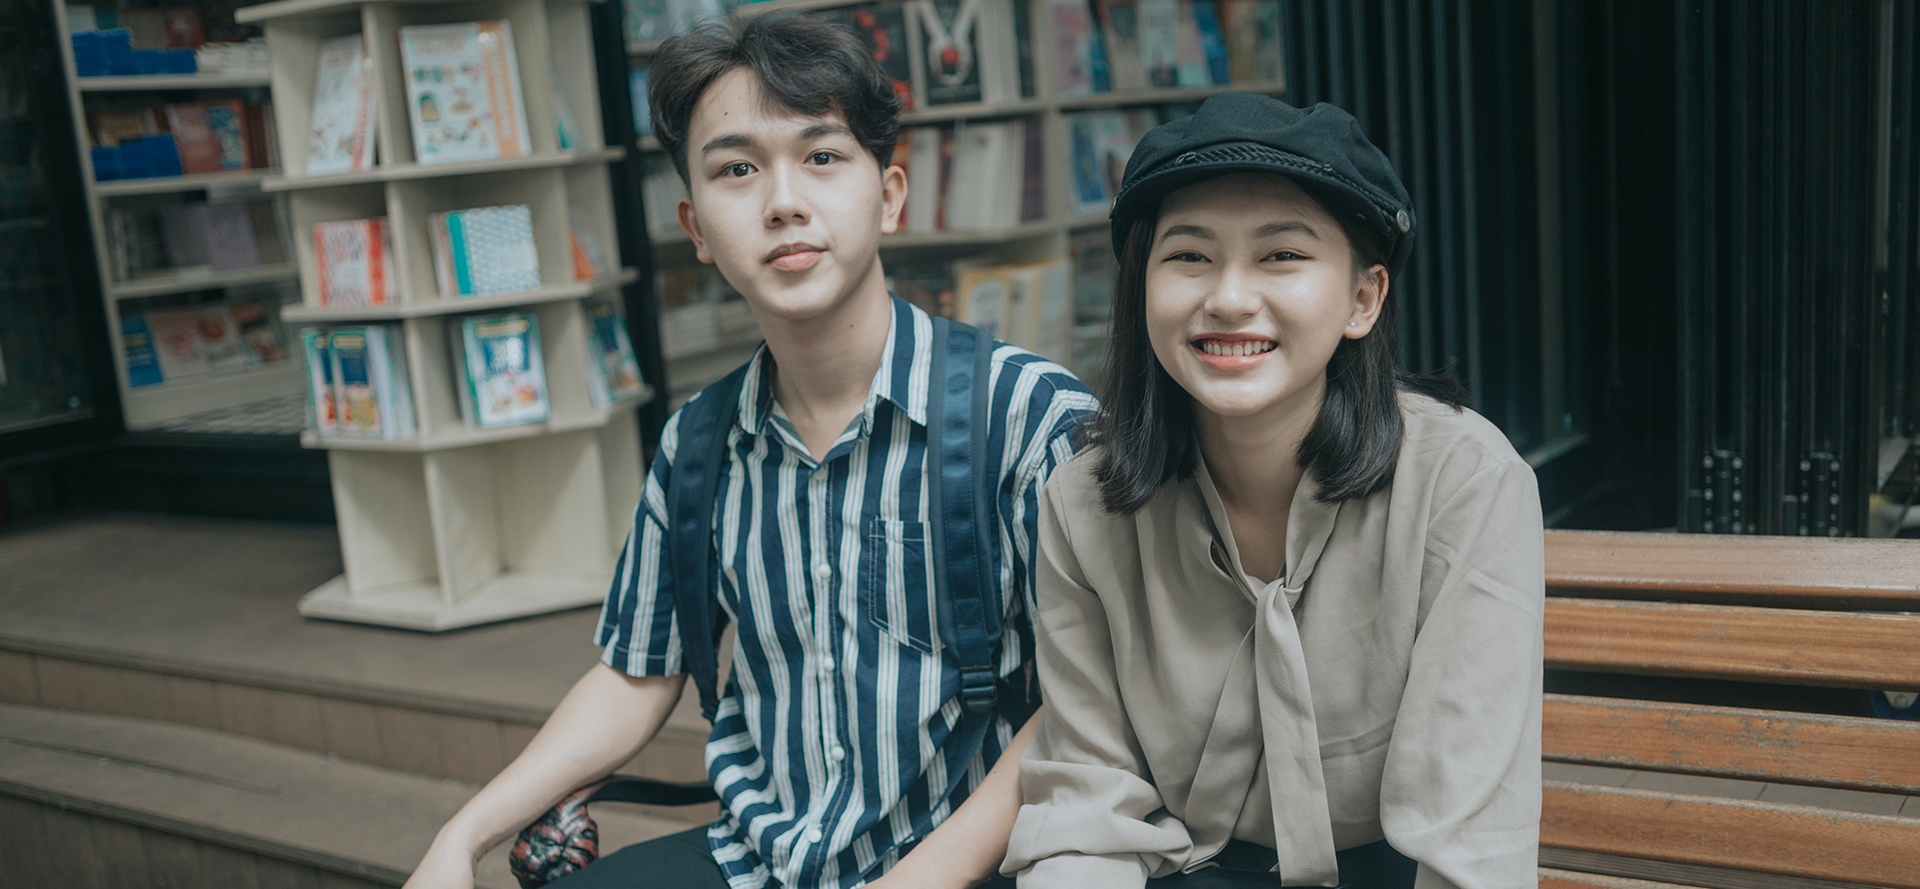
[
  {"xmin": 809, "ymin": 151, "xmax": 836, "ymax": 165},
  {"xmin": 723, "ymin": 162, "xmax": 753, "ymax": 177}
]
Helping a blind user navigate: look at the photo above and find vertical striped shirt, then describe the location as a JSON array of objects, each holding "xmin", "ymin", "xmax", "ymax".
[{"xmin": 596, "ymin": 295, "xmax": 1098, "ymax": 889}]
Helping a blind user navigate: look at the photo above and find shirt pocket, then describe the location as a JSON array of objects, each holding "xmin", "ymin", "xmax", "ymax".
[{"xmin": 861, "ymin": 517, "xmax": 939, "ymax": 653}]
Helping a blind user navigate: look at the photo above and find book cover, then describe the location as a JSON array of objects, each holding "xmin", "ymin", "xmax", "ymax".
[
  {"xmin": 906, "ymin": 125, "xmax": 943, "ymax": 232},
  {"xmin": 203, "ymin": 99, "xmax": 250, "ymax": 170},
  {"xmin": 160, "ymin": 204, "xmax": 210, "ymax": 269},
  {"xmin": 1093, "ymin": 111, "xmax": 1137, "ymax": 200},
  {"xmin": 307, "ymin": 34, "xmax": 375, "ymax": 175},
  {"xmin": 1067, "ymin": 113, "xmax": 1111, "ymax": 215},
  {"xmin": 120, "ymin": 313, "xmax": 166, "ymax": 388},
  {"xmin": 887, "ymin": 262, "xmax": 955, "ymax": 317},
  {"xmin": 1190, "ymin": 0, "xmax": 1231, "ymax": 84},
  {"xmin": 1092, "ymin": 0, "xmax": 1146, "ymax": 90},
  {"xmin": 1020, "ymin": 116, "xmax": 1045, "ymax": 222},
  {"xmin": 585, "ymin": 298, "xmax": 647, "ymax": 406},
  {"xmin": 629, "ymin": 66, "xmax": 652, "ymax": 140},
  {"xmin": 144, "ymin": 308, "xmax": 210, "ymax": 379},
  {"xmin": 196, "ymin": 304, "xmax": 249, "ymax": 372},
  {"xmin": 943, "ymin": 123, "xmax": 1010, "ymax": 229},
  {"xmin": 845, "ymin": 4, "xmax": 916, "ymax": 111},
  {"xmin": 436, "ymin": 204, "xmax": 541, "ymax": 296},
  {"xmin": 399, "ymin": 21, "xmax": 533, "ymax": 165},
  {"xmin": 88, "ymin": 109, "xmax": 158, "ymax": 147},
  {"xmin": 301, "ymin": 329, "xmax": 337, "ymax": 434},
  {"xmin": 246, "ymin": 200, "xmax": 288, "ymax": 265},
  {"xmin": 953, "ymin": 263, "xmax": 1009, "ymax": 339},
  {"xmin": 230, "ymin": 299, "xmax": 285, "ymax": 363},
  {"xmin": 1049, "ymin": 0, "xmax": 1096, "ymax": 97},
  {"xmin": 912, "ymin": 0, "xmax": 983, "ymax": 105},
  {"xmin": 1253, "ymin": 0, "xmax": 1282, "ymax": 85},
  {"xmin": 327, "ymin": 328, "xmax": 381, "ymax": 435},
  {"xmin": 314, "ymin": 217, "xmax": 395, "ymax": 306},
  {"xmin": 163, "ymin": 103, "xmax": 224, "ymax": 175},
  {"xmin": 458, "ymin": 313, "xmax": 550, "ymax": 427},
  {"xmin": 1138, "ymin": 0, "xmax": 1179, "ymax": 88},
  {"xmin": 202, "ymin": 202, "xmax": 259, "ymax": 271},
  {"xmin": 624, "ymin": 0, "xmax": 672, "ymax": 43}
]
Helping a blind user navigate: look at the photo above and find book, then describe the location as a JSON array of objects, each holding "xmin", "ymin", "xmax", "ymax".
[
  {"xmin": 399, "ymin": 21, "xmax": 533, "ymax": 165},
  {"xmin": 452, "ymin": 313, "xmax": 550, "ymax": 427},
  {"xmin": 905, "ymin": 125, "xmax": 944, "ymax": 232},
  {"xmin": 246, "ymin": 201, "xmax": 288, "ymax": 265},
  {"xmin": 429, "ymin": 204, "xmax": 541, "ymax": 296},
  {"xmin": 202, "ymin": 202, "xmax": 259, "ymax": 271},
  {"xmin": 912, "ymin": 0, "xmax": 983, "ymax": 105},
  {"xmin": 120, "ymin": 313, "xmax": 166, "ymax": 388},
  {"xmin": 203, "ymin": 99, "xmax": 250, "ymax": 169},
  {"xmin": 1253, "ymin": 0, "xmax": 1283, "ymax": 85},
  {"xmin": 196, "ymin": 304, "xmax": 249, "ymax": 372},
  {"xmin": 1020, "ymin": 116, "xmax": 1046, "ymax": 222},
  {"xmin": 835, "ymin": 4, "xmax": 917, "ymax": 111},
  {"xmin": 328, "ymin": 326, "xmax": 415, "ymax": 438},
  {"xmin": 88, "ymin": 108, "xmax": 158, "ymax": 147},
  {"xmin": 629, "ymin": 66, "xmax": 652, "ymax": 140},
  {"xmin": 976, "ymin": 0, "xmax": 1022, "ymax": 103},
  {"xmin": 144, "ymin": 308, "xmax": 210, "ymax": 379},
  {"xmin": 888, "ymin": 262, "xmax": 955, "ymax": 317},
  {"xmin": 230, "ymin": 299, "xmax": 285, "ymax": 363},
  {"xmin": 1049, "ymin": 0, "xmax": 1098, "ymax": 97},
  {"xmin": 314, "ymin": 217, "xmax": 396, "ymax": 306},
  {"xmin": 160, "ymin": 204, "xmax": 210, "ymax": 269},
  {"xmin": 1190, "ymin": 0, "xmax": 1231, "ymax": 85},
  {"xmin": 624, "ymin": 0, "xmax": 673, "ymax": 43},
  {"xmin": 1092, "ymin": 0, "xmax": 1147, "ymax": 91},
  {"xmin": 1171, "ymin": 0, "xmax": 1211, "ymax": 86},
  {"xmin": 163, "ymin": 102, "xmax": 224, "ymax": 174},
  {"xmin": 307, "ymin": 34, "xmax": 375, "ymax": 175},
  {"xmin": 953, "ymin": 263, "xmax": 1009, "ymax": 340},
  {"xmin": 944, "ymin": 122, "xmax": 1018, "ymax": 229},
  {"xmin": 584, "ymin": 298, "xmax": 647, "ymax": 406},
  {"xmin": 1138, "ymin": 0, "xmax": 1179, "ymax": 88},
  {"xmin": 1067, "ymin": 112, "xmax": 1111, "ymax": 215},
  {"xmin": 300, "ymin": 328, "xmax": 337, "ymax": 433}
]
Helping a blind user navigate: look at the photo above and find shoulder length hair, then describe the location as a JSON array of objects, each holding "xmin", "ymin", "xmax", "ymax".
[{"xmin": 1088, "ymin": 179, "xmax": 1466, "ymax": 515}]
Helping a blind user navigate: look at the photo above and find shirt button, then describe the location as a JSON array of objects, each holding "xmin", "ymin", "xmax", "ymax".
[
  {"xmin": 807, "ymin": 827, "xmax": 823, "ymax": 842},
  {"xmin": 831, "ymin": 745, "xmax": 846, "ymax": 762},
  {"xmin": 813, "ymin": 562, "xmax": 831, "ymax": 581},
  {"xmin": 820, "ymin": 655, "xmax": 836, "ymax": 673}
]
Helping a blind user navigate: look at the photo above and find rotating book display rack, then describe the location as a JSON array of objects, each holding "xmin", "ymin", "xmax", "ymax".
[{"xmin": 238, "ymin": 0, "xmax": 653, "ymax": 630}]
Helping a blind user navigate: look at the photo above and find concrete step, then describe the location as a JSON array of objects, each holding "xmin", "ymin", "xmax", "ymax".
[
  {"xmin": 0, "ymin": 702, "xmax": 688, "ymax": 888},
  {"xmin": 0, "ymin": 516, "xmax": 714, "ymax": 825}
]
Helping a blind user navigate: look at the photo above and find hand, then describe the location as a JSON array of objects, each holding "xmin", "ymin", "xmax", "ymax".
[{"xmin": 402, "ymin": 831, "xmax": 479, "ymax": 889}]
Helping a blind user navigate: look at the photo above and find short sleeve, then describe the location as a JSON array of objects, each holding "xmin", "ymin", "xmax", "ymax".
[{"xmin": 593, "ymin": 408, "xmax": 690, "ymax": 677}]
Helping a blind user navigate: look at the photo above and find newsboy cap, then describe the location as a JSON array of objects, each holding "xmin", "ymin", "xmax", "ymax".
[{"xmin": 1110, "ymin": 93, "xmax": 1415, "ymax": 271}]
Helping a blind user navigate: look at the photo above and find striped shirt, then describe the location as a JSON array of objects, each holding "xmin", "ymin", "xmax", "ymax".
[{"xmin": 596, "ymin": 295, "xmax": 1098, "ymax": 889}]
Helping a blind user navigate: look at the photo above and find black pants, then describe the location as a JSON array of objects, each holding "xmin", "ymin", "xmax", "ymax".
[{"xmin": 546, "ymin": 830, "xmax": 1413, "ymax": 889}]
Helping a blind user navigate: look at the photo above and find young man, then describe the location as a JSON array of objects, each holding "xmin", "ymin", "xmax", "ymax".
[{"xmin": 403, "ymin": 15, "xmax": 1095, "ymax": 889}]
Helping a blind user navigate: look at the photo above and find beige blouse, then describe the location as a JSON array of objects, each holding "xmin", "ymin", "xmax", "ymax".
[{"xmin": 1003, "ymin": 395, "xmax": 1544, "ymax": 889}]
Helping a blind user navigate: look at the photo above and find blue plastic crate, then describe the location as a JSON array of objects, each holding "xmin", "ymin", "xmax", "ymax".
[
  {"xmin": 133, "ymin": 49, "xmax": 168, "ymax": 74},
  {"xmin": 90, "ymin": 145, "xmax": 124, "ymax": 180},
  {"xmin": 165, "ymin": 48, "xmax": 196, "ymax": 74},
  {"xmin": 139, "ymin": 135, "xmax": 182, "ymax": 177}
]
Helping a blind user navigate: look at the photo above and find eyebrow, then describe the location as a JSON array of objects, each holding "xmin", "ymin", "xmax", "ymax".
[{"xmin": 699, "ymin": 123, "xmax": 856, "ymax": 158}]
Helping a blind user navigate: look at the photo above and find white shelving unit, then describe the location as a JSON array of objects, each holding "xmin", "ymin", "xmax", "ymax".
[
  {"xmin": 52, "ymin": 3, "xmax": 301, "ymax": 430},
  {"xmin": 238, "ymin": 0, "xmax": 654, "ymax": 631},
  {"xmin": 634, "ymin": 0, "xmax": 1288, "ymax": 396}
]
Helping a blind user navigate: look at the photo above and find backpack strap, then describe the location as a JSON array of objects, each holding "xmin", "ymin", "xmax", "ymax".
[
  {"xmin": 667, "ymin": 362, "xmax": 752, "ymax": 723},
  {"xmin": 927, "ymin": 316, "xmax": 1002, "ymax": 714}
]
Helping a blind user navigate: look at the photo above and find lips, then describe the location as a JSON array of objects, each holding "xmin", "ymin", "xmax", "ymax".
[
  {"xmin": 1191, "ymin": 334, "xmax": 1276, "ymax": 369},
  {"xmin": 766, "ymin": 242, "xmax": 824, "ymax": 272}
]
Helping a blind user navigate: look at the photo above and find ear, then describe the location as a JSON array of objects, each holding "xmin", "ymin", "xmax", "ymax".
[
  {"xmin": 880, "ymin": 162, "xmax": 908, "ymax": 236},
  {"xmin": 1345, "ymin": 264, "xmax": 1388, "ymax": 339},
  {"xmin": 676, "ymin": 196, "xmax": 713, "ymax": 265}
]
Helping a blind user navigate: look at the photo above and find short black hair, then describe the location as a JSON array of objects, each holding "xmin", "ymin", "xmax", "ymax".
[
  {"xmin": 1088, "ymin": 176, "xmax": 1467, "ymax": 515},
  {"xmin": 648, "ymin": 15, "xmax": 901, "ymax": 187}
]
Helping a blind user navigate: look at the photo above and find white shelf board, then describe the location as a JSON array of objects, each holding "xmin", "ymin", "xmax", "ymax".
[
  {"xmin": 76, "ymin": 72, "xmax": 272, "ymax": 91},
  {"xmin": 236, "ymin": 0, "xmax": 444, "ymax": 24},
  {"xmin": 637, "ymin": 136, "xmax": 661, "ymax": 152},
  {"xmin": 628, "ymin": 40, "xmax": 662, "ymax": 56},
  {"xmin": 95, "ymin": 169, "xmax": 279, "ymax": 197},
  {"xmin": 280, "ymin": 269, "xmax": 640, "ymax": 322},
  {"xmin": 900, "ymin": 97, "xmax": 1051, "ymax": 126},
  {"xmin": 300, "ymin": 396, "xmax": 647, "ymax": 454},
  {"xmin": 109, "ymin": 262, "xmax": 300, "ymax": 300},
  {"xmin": 262, "ymin": 147, "xmax": 626, "ymax": 191},
  {"xmin": 298, "ymin": 570, "xmax": 609, "ymax": 632},
  {"xmin": 122, "ymin": 360, "xmax": 305, "ymax": 429}
]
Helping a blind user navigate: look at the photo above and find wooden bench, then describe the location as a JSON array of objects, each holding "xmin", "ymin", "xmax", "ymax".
[{"xmin": 1537, "ymin": 530, "xmax": 1920, "ymax": 889}]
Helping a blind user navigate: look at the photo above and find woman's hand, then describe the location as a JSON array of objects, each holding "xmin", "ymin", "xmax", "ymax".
[{"xmin": 401, "ymin": 828, "xmax": 478, "ymax": 889}]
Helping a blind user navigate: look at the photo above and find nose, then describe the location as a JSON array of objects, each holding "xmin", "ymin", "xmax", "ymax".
[
  {"xmin": 763, "ymin": 162, "xmax": 809, "ymax": 228},
  {"xmin": 1204, "ymin": 263, "xmax": 1260, "ymax": 321}
]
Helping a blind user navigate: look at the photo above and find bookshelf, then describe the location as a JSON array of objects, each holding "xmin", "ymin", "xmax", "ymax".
[
  {"xmin": 238, "ymin": 0, "xmax": 655, "ymax": 630},
  {"xmin": 629, "ymin": 0, "xmax": 1290, "ymax": 397},
  {"xmin": 52, "ymin": 0, "xmax": 302, "ymax": 430}
]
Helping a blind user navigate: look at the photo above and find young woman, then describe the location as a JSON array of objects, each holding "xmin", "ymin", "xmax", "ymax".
[{"xmin": 1001, "ymin": 94, "xmax": 1543, "ymax": 889}]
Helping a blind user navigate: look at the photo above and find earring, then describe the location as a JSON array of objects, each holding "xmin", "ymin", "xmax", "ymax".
[{"xmin": 1348, "ymin": 321, "xmax": 1357, "ymax": 327}]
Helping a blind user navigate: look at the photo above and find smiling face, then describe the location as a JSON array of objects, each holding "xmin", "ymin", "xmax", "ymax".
[
  {"xmin": 675, "ymin": 67, "xmax": 906, "ymax": 323},
  {"xmin": 1145, "ymin": 172, "xmax": 1386, "ymax": 429}
]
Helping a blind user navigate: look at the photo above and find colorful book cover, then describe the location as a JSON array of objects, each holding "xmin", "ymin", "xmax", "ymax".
[
  {"xmin": 1253, "ymin": 0, "xmax": 1282, "ymax": 85},
  {"xmin": 953, "ymin": 264, "xmax": 1009, "ymax": 340},
  {"xmin": 203, "ymin": 99, "xmax": 250, "ymax": 170},
  {"xmin": 1049, "ymin": 0, "xmax": 1096, "ymax": 97},
  {"xmin": 629, "ymin": 66, "xmax": 652, "ymax": 140},
  {"xmin": 436, "ymin": 204, "xmax": 541, "ymax": 296},
  {"xmin": 1092, "ymin": 0, "xmax": 1146, "ymax": 90},
  {"xmin": 912, "ymin": 0, "xmax": 983, "ymax": 105},
  {"xmin": 196, "ymin": 304, "xmax": 249, "ymax": 372},
  {"xmin": 144, "ymin": 308, "xmax": 210, "ymax": 379},
  {"xmin": 1138, "ymin": 0, "xmax": 1179, "ymax": 88},
  {"xmin": 307, "ymin": 34, "xmax": 375, "ymax": 175},
  {"xmin": 314, "ymin": 217, "xmax": 394, "ymax": 306},
  {"xmin": 458, "ymin": 313, "xmax": 549, "ymax": 427},
  {"xmin": 301, "ymin": 329, "xmax": 337, "ymax": 434},
  {"xmin": 1170, "ymin": 0, "xmax": 1210, "ymax": 86},
  {"xmin": 1190, "ymin": 0, "xmax": 1231, "ymax": 85},
  {"xmin": 399, "ymin": 21, "xmax": 533, "ymax": 165},
  {"xmin": 327, "ymin": 329, "xmax": 381, "ymax": 435},
  {"xmin": 585, "ymin": 298, "xmax": 647, "ymax": 406},
  {"xmin": 1067, "ymin": 114, "xmax": 1108, "ymax": 214},
  {"xmin": 1093, "ymin": 111, "xmax": 1137, "ymax": 200},
  {"xmin": 120, "ymin": 313, "xmax": 166, "ymax": 388},
  {"xmin": 163, "ymin": 103, "xmax": 224, "ymax": 175},
  {"xmin": 231, "ymin": 299, "xmax": 284, "ymax": 363},
  {"xmin": 842, "ymin": 4, "xmax": 916, "ymax": 111}
]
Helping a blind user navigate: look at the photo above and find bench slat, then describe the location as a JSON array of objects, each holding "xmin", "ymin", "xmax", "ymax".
[
  {"xmin": 1544, "ymin": 598, "xmax": 1920, "ymax": 691},
  {"xmin": 1541, "ymin": 781, "xmax": 1920, "ymax": 889},
  {"xmin": 1542, "ymin": 693, "xmax": 1920, "ymax": 793},
  {"xmin": 1538, "ymin": 868, "xmax": 1707, "ymax": 889},
  {"xmin": 1544, "ymin": 529, "xmax": 1920, "ymax": 610}
]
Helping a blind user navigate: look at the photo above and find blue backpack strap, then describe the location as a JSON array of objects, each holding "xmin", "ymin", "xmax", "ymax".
[
  {"xmin": 926, "ymin": 316, "xmax": 1002, "ymax": 715},
  {"xmin": 667, "ymin": 363, "xmax": 752, "ymax": 723}
]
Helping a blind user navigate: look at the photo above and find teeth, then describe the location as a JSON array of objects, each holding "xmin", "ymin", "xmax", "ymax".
[{"xmin": 1199, "ymin": 339, "xmax": 1275, "ymax": 357}]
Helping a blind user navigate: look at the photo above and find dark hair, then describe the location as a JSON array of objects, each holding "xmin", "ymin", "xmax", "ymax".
[
  {"xmin": 648, "ymin": 15, "xmax": 901, "ymax": 187},
  {"xmin": 1089, "ymin": 177, "xmax": 1467, "ymax": 515}
]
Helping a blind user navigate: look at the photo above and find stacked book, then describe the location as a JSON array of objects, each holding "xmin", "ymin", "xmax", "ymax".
[
  {"xmin": 449, "ymin": 313, "xmax": 551, "ymax": 428},
  {"xmin": 398, "ymin": 21, "xmax": 533, "ymax": 165},
  {"xmin": 120, "ymin": 289, "xmax": 291, "ymax": 389},
  {"xmin": 314, "ymin": 217, "xmax": 399, "ymax": 307},
  {"xmin": 301, "ymin": 325, "xmax": 417, "ymax": 438},
  {"xmin": 108, "ymin": 197, "xmax": 290, "ymax": 280},
  {"xmin": 87, "ymin": 99, "xmax": 278, "ymax": 180},
  {"xmin": 896, "ymin": 118, "xmax": 1046, "ymax": 233},
  {"xmin": 1052, "ymin": 0, "xmax": 1281, "ymax": 96},
  {"xmin": 428, "ymin": 204, "xmax": 542, "ymax": 297}
]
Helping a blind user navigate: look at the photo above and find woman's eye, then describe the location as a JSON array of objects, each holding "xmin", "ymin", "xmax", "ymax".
[
  {"xmin": 1168, "ymin": 251, "xmax": 1208, "ymax": 263},
  {"xmin": 1266, "ymin": 250, "xmax": 1303, "ymax": 262},
  {"xmin": 723, "ymin": 162, "xmax": 753, "ymax": 178},
  {"xmin": 809, "ymin": 151, "xmax": 836, "ymax": 165}
]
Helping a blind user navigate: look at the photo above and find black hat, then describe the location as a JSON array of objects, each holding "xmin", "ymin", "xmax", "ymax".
[{"xmin": 1110, "ymin": 93, "xmax": 1415, "ymax": 271}]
